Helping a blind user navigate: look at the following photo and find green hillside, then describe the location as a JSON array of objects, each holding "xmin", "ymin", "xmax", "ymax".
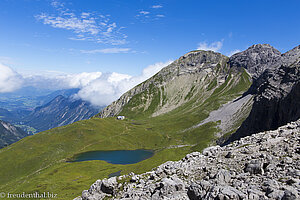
[{"xmin": 0, "ymin": 51, "xmax": 252, "ymax": 199}]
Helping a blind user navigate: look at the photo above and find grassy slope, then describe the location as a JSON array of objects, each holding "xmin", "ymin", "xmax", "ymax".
[{"xmin": 0, "ymin": 67, "xmax": 251, "ymax": 199}]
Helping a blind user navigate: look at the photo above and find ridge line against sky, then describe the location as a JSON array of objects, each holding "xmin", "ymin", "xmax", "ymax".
[{"xmin": 0, "ymin": 0, "xmax": 299, "ymax": 106}]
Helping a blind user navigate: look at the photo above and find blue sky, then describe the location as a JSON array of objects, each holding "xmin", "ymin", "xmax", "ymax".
[
  {"xmin": 0, "ymin": 0, "xmax": 299, "ymax": 106},
  {"xmin": 1, "ymin": 0, "xmax": 299, "ymax": 75}
]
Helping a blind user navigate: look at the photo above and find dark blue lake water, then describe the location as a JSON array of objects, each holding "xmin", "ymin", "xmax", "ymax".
[{"xmin": 71, "ymin": 149, "xmax": 154, "ymax": 164}]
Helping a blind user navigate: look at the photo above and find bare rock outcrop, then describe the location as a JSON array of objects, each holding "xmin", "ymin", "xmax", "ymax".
[
  {"xmin": 227, "ymin": 49, "xmax": 300, "ymax": 143},
  {"xmin": 229, "ymin": 44, "xmax": 282, "ymax": 79},
  {"xmin": 75, "ymin": 119, "xmax": 300, "ymax": 200}
]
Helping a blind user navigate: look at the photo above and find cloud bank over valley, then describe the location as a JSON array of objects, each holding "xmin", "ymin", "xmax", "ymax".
[{"xmin": 0, "ymin": 61, "xmax": 172, "ymax": 106}]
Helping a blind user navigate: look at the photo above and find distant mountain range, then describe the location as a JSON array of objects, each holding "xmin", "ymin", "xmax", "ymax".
[
  {"xmin": 23, "ymin": 95, "xmax": 101, "ymax": 132},
  {"xmin": 0, "ymin": 87, "xmax": 80, "ymax": 112},
  {"xmin": 0, "ymin": 88, "xmax": 103, "ymax": 146}
]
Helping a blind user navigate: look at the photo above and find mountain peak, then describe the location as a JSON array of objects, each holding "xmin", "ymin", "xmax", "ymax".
[
  {"xmin": 282, "ymin": 45, "xmax": 300, "ymax": 65},
  {"xmin": 177, "ymin": 50, "xmax": 228, "ymax": 73},
  {"xmin": 229, "ymin": 44, "xmax": 282, "ymax": 79},
  {"xmin": 181, "ymin": 50, "xmax": 226, "ymax": 60},
  {"xmin": 248, "ymin": 43, "xmax": 277, "ymax": 50},
  {"xmin": 97, "ymin": 49, "xmax": 231, "ymax": 118}
]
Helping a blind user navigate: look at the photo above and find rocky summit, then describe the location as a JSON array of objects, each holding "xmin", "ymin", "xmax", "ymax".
[
  {"xmin": 228, "ymin": 44, "xmax": 282, "ymax": 79},
  {"xmin": 75, "ymin": 119, "xmax": 300, "ymax": 200}
]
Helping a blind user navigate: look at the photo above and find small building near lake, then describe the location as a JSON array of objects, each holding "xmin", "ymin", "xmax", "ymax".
[{"xmin": 117, "ymin": 116, "xmax": 125, "ymax": 120}]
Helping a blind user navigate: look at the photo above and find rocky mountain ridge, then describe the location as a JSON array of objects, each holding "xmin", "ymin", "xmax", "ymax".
[
  {"xmin": 0, "ymin": 120, "xmax": 28, "ymax": 148},
  {"xmin": 75, "ymin": 119, "xmax": 300, "ymax": 200},
  {"xmin": 226, "ymin": 45, "xmax": 300, "ymax": 143},
  {"xmin": 24, "ymin": 95, "xmax": 100, "ymax": 132}
]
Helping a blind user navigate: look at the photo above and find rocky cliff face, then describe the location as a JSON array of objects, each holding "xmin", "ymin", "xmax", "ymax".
[
  {"xmin": 75, "ymin": 119, "xmax": 300, "ymax": 200},
  {"xmin": 228, "ymin": 44, "xmax": 282, "ymax": 79},
  {"xmin": 0, "ymin": 120, "xmax": 28, "ymax": 148},
  {"xmin": 24, "ymin": 95, "xmax": 100, "ymax": 132},
  {"xmin": 226, "ymin": 45, "xmax": 300, "ymax": 143}
]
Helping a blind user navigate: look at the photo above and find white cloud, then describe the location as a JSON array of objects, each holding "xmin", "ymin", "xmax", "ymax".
[
  {"xmin": 36, "ymin": 2, "xmax": 127, "ymax": 45},
  {"xmin": 76, "ymin": 60, "xmax": 172, "ymax": 106},
  {"xmin": 139, "ymin": 11, "xmax": 150, "ymax": 15},
  {"xmin": 51, "ymin": 0, "xmax": 64, "ymax": 8},
  {"xmin": 0, "ymin": 64, "xmax": 23, "ymax": 93},
  {"xmin": 20, "ymin": 71, "xmax": 103, "ymax": 91},
  {"xmin": 140, "ymin": 61, "xmax": 170, "ymax": 79},
  {"xmin": 63, "ymin": 72, "xmax": 103, "ymax": 88},
  {"xmin": 197, "ymin": 41, "xmax": 223, "ymax": 52},
  {"xmin": 228, "ymin": 49, "xmax": 241, "ymax": 57},
  {"xmin": 108, "ymin": 72, "xmax": 132, "ymax": 83},
  {"xmin": 152, "ymin": 5, "xmax": 163, "ymax": 9},
  {"xmin": 81, "ymin": 48, "xmax": 131, "ymax": 54},
  {"xmin": 136, "ymin": 7, "xmax": 165, "ymax": 22},
  {"xmin": 4, "ymin": 60, "xmax": 172, "ymax": 106}
]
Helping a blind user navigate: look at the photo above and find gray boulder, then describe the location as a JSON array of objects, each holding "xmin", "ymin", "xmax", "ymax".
[{"xmin": 244, "ymin": 160, "xmax": 264, "ymax": 175}]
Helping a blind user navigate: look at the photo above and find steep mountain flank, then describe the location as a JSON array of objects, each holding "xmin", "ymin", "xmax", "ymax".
[
  {"xmin": 75, "ymin": 119, "xmax": 300, "ymax": 200},
  {"xmin": 226, "ymin": 45, "xmax": 300, "ymax": 143},
  {"xmin": 98, "ymin": 50, "xmax": 229, "ymax": 118},
  {"xmin": 97, "ymin": 50, "xmax": 251, "ymax": 128},
  {"xmin": 24, "ymin": 95, "xmax": 100, "ymax": 132},
  {"xmin": 0, "ymin": 120, "xmax": 28, "ymax": 148}
]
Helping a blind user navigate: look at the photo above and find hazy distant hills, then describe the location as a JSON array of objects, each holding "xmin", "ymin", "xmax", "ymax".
[
  {"xmin": 23, "ymin": 95, "xmax": 101, "ymax": 132},
  {"xmin": 0, "ymin": 87, "xmax": 80, "ymax": 112},
  {"xmin": 0, "ymin": 86, "xmax": 53, "ymax": 111},
  {"xmin": 0, "ymin": 88, "xmax": 103, "ymax": 134}
]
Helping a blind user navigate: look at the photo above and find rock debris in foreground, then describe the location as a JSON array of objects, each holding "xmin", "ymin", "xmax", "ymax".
[{"xmin": 75, "ymin": 119, "xmax": 300, "ymax": 200}]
